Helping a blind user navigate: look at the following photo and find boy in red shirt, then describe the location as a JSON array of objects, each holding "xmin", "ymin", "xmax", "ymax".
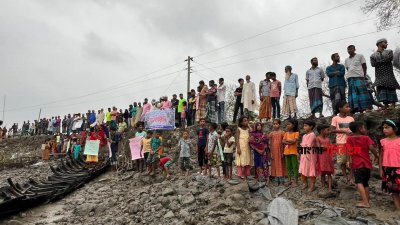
[
  {"xmin": 159, "ymin": 156, "xmax": 173, "ymax": 177},
  {"xmin": 347, "ymin": 121, "xmax": 378, "ymax": 208}
]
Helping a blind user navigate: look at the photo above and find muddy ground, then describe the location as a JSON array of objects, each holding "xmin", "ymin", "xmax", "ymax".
[
  {"xmin": 0, "ymin": 160, "xmax": 399, "ymax": 225},
  {"xmin": 1, "ymin": 109, "xmax": 400, "ymax": 224}
]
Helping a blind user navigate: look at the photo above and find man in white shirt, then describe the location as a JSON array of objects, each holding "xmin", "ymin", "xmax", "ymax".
[
  {"xmin": 241, "ymin": 75, "xmax": 257, "ymax": 120},
  {"xmin": 97, "ymin": 108, "xmax": 105, "ymax": 125},
  {"xmin": 217, "ymin": 78, "xmax": 226, "ymax": 123},
  {"xmin": 344, "ymin": 45, "xmax": 372, "ymax": 113}
]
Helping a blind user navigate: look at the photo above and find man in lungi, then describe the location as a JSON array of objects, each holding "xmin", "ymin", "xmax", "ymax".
[
  {"xmin": 259, "ymin": 72, "xmax": 272, "ymax": 121},
  {"xmin": 306, "ymin": 57, "xmax": 325, "ymax": 118},
  {"xmin": 326, "ymin": 53, "xmax": 346, "ymax": 115},
  {"xmin": 344, "ymin": 45, "xmax": 373, "ymax": 113}
]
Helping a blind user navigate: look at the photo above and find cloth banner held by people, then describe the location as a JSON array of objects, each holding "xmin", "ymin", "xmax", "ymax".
[
  {"xmin": 130, "ymin": 137, "xmax": 143, "ymax": 160},
  {"xmin": 144, "ymin": 109, "xmax": 175, "ymax": 130},
  {"xmin": 73, "ymin": 120, "xmax": 83, "ymax": 130},
  {"xmin": 84, "ymin": 140, "xmax": 100, "ymax": 156}
]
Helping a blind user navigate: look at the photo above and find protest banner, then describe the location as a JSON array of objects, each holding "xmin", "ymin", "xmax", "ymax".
[
  {"xmin": 144, "ymin": 109, "xmax": 175, "ymax": 130},
  {"xmin": 73, "ymin": 120, "xmax": 83, "ymax": 130},
  {"xmin": 84, "ymin": 140, "xmax": 100, "ymax": 156},
  {"xmin": 130, "ymin": 137, "xmax": 143, "ymax": 160}
]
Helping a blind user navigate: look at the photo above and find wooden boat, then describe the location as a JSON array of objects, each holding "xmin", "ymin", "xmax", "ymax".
[{"xmin": 0, "ymin": 155, "xmax": 109, "ymax": 219}]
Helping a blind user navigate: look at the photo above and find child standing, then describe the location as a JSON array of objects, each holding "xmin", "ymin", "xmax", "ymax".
[
  {"xmin": 236, "ymin": 116, "xmax": 252, "ymax": 179},
  {"xmin": 135, "ymin": 123, "xmax": 147, "ymax": 172},
  {"xmin": 73, "ymin": 139, "xmax": 81, "ymax": 160},
  {"xmin": 379, "ymin": 119, "xmax": 400, "ymax": 210},
  {"xmin": 135, "ymin": 123, "xmax": 147, "ymax": 137},
  {"xmin": 316, "ymin": 124, "xmax": 334, "ymax": 192},
  {"xmin": 179, "ymin": 130, "xmax": 192, "ymax": 176},
  {"xmin": 42, "ymin": 139, "xmax": 51, "ymax": 161},
  {"xmin": 249, "ymin": 122, "xmax": 269, "ymax": 182},
  {"xmin": 223, "ymin": 127, "xmax": 235, "ymax": 180},
  {"xmin": 299, "ymin": 120, "xmax": 318, "ymax": 192},
  {"xmin": 347, "ymin": 121, "xmax": 378, "ymax": 208},
  {"xmin": 109, "ymin": 127, "xmax": 122, "ymax": 172},
  {"xmin": 205, "ymin": 123, "xmax": 220, "ymax": 178},
  {"xmin": 270, "ymin": 72, "xmax": 282, "ymax": 119},
  {"xmin": 269, "ymin": 119, "xmax": 286, "ymax": 186},
  {"xmin": 331, "ymin": 101, "xmax": 354, "ymax": 183},
  {"xmin": 219, "ymin": 122, "xmax": 229, "ymax": 178},
  {"xmin": 197, "ymin": 118, "xmax": 209, "ymax": 175},
  {"xmin": 181, "ymin": 102, "xmax": 187, "ymax": 129},
  {"xmin": 282, "ymin": 118, "xmax": 299, "ymax": 186},
  {"xmin": 159, "ymin": 156, "xmax": 173, "ymax": 177},
  {"xmin": 140, "ymin": 131, "xmax": 152, "ymax": 172},
  {"xmin": 147, "ymin": 131, "xmax": 163, "ymax": 175}
]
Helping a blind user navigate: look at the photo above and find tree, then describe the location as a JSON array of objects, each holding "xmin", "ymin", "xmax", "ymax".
[
  {"xmin": 225, "ymin": 84, "xmax": 237, "ymax": 122},
  {"xmin": 296, "ymin": 79, "xmax": 332, "ymax": 118},
  {"xmin": 362, "ymin": 0, "xmax": 400, "ymax": 30}
]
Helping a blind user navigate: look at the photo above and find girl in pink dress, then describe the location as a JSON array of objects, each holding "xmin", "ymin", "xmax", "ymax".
[
  {"xmin": 316, "ymin": 124, "xmax": 334, "ymax": 192},
  {"xmin": 379, "ymin": 119, "xmax": 400, "ymax": 210},
  {"xmin": 299, "ymin": 120, "xmax": 317, "ymax": 192}
]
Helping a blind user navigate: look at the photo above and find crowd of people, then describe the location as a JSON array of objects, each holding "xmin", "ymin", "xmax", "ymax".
[
  {"xmin": 0, "ymin": 39, "xmax": 400, "ymax": 210},
  {"xmin": 2, "ymin": 39, "xmax": 400, "ymax": 139},
  {"xmin": 189, "ymin": 102, "xmax": 399, "ymax": 210}
]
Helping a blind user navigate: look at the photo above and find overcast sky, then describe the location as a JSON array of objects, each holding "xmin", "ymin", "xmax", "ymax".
[{"xmin": 1, "ymin": 0, "xmax": 399, "ymax": 126}]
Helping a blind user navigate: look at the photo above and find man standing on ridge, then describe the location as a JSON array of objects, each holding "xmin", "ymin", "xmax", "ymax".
[
  {"xmin": 217, "ymin": 78, "xmax": 226, "ymax": 124},
  {"xmin": 345, "ymin": 45, "xmax": 373, "ymax": 113},
  {"xmin": 233, "ymin": 78, "xmax": 244, "ymax": 123},
  {"xmin": 178, "ymin": 93, "xmax": 187, "ymax": 127},
  {"xmin": 326, "ymin": 53, "xmax": 346, "ymax": 115},
  {"xmin": 241, "ymin": 75, "xmax": 257, "ymax": 120},
  {"xmin": 306, "ymin": 57, "xmax": 325, "ymax": 118},
  {"xmin": 259, "ymin": 72, "xmax": 272, "ymax": 121}
]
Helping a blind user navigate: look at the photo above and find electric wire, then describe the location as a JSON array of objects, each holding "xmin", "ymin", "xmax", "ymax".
[
  {"xmin": 202, "ymin": 17, "xmax": 376, "ymax": 65},
  {"xmin": 193, "ymin": 0, "xmax": 359, "ymax": 58}
]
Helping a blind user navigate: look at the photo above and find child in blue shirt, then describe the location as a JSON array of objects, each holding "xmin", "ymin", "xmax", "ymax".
[{"xmin": 147, "ymin": 131, "xmax": 163, "ymax": 175}]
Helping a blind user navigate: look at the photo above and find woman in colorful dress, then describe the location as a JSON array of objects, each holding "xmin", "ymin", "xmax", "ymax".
[
  {"xmin": 269, "ymin": 119, "xmax": 286, "ymax": 186},
  {"xmin": 249, "ymin": 122, "xmax": 269, "ymax": 182},
  {"xmin": 236, "ymin": 116, "xmax": 252, "ymax": 180},
  {"xmin": 197, "ymin": 81, "xmax": 209, "ymax": 121}
]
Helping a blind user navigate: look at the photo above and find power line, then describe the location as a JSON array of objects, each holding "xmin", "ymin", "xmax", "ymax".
[
  {"xmin": 192, "ymin": 70, "xmax": 215, "ymax": 81},
  {"xmin": 40, "ymin": 79, "xmax": 191, "ymax": 114},
  {"xmin": 196, "ymin": 26, "xmax": 400, "ymax": 70},
  {"xmin": 202, "ymin": 18, "xmax": 376, "ymax": 65},
  {"xmin": 163, "ymin": 65, "xmax": 187, "ymax": 93},
  {"xmin": 3, "ymin": 66, "xmax": 186, "ymax": 112},
  {"xmin": 193, "ymin": 0, "xmax": 359, "ymax": 58},
  {"xmin": 192, "ymin": 60, "xmax": 237, "ymax": 83}
]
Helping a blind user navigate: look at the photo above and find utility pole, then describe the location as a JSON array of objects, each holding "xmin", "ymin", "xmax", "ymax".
[
  {"xmin": 185, "ymin": 56, "xmax": 193, "ymax": 95},
  {"xmin": 38, "ymin": 108, "xmax": 42, "ymax": 122},
  {"xmin": 2, "ymin": 95, "xmax": 5, "ymax": 122}
]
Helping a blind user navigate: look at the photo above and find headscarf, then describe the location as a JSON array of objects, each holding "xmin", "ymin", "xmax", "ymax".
[{"xmin": 251, "ymin": 122, "xmax": 263, "ymax": 134}]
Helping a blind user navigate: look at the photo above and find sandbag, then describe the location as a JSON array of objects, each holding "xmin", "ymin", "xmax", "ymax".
[{"xmin": 267, "ymin": 197, "xmax": 298, "ymax": 225}]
